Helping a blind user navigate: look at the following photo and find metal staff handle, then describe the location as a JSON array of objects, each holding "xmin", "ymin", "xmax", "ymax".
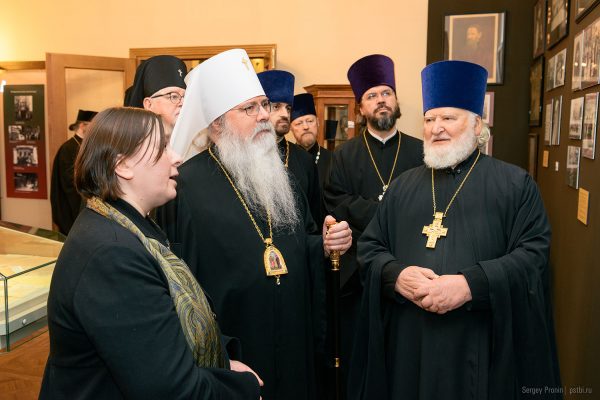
[{"xmin": 326, "ymin": 220, "xmax": 341, "ymax": 400}]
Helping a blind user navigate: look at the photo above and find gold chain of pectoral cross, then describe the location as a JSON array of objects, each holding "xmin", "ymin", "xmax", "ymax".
[
  {"xmin": 362, "ymin": 128, "xmax": 402, "ymax": 201},
  {"xmin": 422, "ymin": 150, "xmax": 481, "ymax": 249},
  {"xmin": 283, "ymin": 139, "xmax": 290, "ymax": 168}
]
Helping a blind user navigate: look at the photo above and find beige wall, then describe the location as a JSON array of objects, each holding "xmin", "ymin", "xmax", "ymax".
[{"xmin": 1, "ymin": 0, "xmax": 428, "ymax": 227}]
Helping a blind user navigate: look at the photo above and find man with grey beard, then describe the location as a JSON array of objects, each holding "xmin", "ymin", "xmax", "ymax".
[
  {"xmin": 158, "ymin": 49, "xmax": 352, "ymax": 400},
  {"xmin": 323, "ymin": 54, "xmax": 423, "ymax": 397},
  {"xmin": 350, "ymin": 60, "xmax": 560, "ymax": 400},
  {"xmin": 257, "ymin": 70, "xmax": 322, "ymax": 224}
]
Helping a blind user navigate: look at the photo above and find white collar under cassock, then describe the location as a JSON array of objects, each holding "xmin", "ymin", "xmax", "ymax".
[{"xmin": 367, "ymin": 128, "xmax": 398, "ymax": 144}]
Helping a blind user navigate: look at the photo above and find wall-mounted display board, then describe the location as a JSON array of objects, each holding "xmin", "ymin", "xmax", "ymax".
[{"xmin": 2, "ymin": 85, "xmax": 47, "ymax": 199}]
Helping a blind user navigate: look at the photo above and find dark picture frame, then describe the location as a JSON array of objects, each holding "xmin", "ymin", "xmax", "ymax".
[
  {"xmin": 576, "ymin": 0, "xmax": 600, "ymax": 21},
  {"xmin": 581, "ymin": 18, "xmax": 600, "ymax": 88},
  {"xmin": 530, "ymin": 58, "xmax": 544, "ymax": 126},
  {"xmin": 528, "ymin": 133, "xmax": 539, "ymax": 179},
  {"xmin": 534, "ymin": 0, "xmax": 547, "ymax": 58},
  {"xmin": 547, "ymin": 0, "xmax": 569, "ymax": 49},
  {"xmin": 445, "ymin": 12, "xmax": 506, "ymax": 84}
]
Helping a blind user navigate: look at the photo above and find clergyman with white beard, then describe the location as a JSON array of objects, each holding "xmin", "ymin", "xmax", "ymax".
[
  {"xmin": 157, "ymin": 49, "xmax": 352, "ymax": 400},
  {"xmin": 349, "ymin": 60, "xmax": 561, "ymax": 400}
]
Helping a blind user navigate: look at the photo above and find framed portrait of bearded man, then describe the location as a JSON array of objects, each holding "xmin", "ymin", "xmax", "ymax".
[{"xmin": 445, "ymin": 12, "xmax": 506, "ymax": 84}]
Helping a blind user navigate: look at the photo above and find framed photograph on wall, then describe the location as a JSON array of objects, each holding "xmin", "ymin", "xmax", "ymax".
[
  {"xmin": 581, "ymin": 20, "xmax": 600, "ymax": 88},
  {"xmin": 551, "ymin": 96, "xmax": 562, "ymax": 145},
  {"xmin": 545, "ymin": 102, "xmax": 554, "ymax": 145},
  {"xmin": 546, "ymin": 55, "xmax": 556, "ymax": 91},
  {"xmin": 569, "ymin": 97, "xmax": 585, "ymax": 139},
  {"xmin": 553, "ymin": 48, "xmax": 567, "ymax": 88},
  {"xmin": 547, "ymin": 0, "xmax": 569, "ymax": 48},
  {"xmin": 528, "ymin": 133, "xmax": 539, "ymax": 179},
  {"xmin": 533, "ymin": 0, "xmax": 546, "ymax": 58},
  {"xmin": 445, "ymin": 12, "xmax": 506, "ymax": 84},
  {"xmin": 576, "ymin": 0, "xmax": 600, "ymax": 21},
  {"xmin": 482, "ymin": 92, "xmax": 495, "ymax": 127},
  {"xmin": 566, "ymin": 146, "xmax": 581, "ymax": 188},
  {"xmin": 572, "ymin": 31, "xmax": 584, "ymax": 90},
  {"xmin": 582, "ymin": 92, "xmax": 598, "ymax": 159},
  {"xmin": 530, "ymin": 58, "xmax": 544, "ymax": 126}
]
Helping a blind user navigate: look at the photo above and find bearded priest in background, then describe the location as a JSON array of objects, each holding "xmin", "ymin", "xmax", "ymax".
[{"xmin": 349, "ymin": 60, "xmax": 561, "ymax": 400}]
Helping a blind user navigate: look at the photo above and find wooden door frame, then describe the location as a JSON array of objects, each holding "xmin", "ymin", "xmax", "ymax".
[
  {"xmin": 45, "ymin": 53, "xmax": 135, "ymax": 164},
  {"xmin": 129, "ymin": 44, "xmax": 277, "ymax": 69}
]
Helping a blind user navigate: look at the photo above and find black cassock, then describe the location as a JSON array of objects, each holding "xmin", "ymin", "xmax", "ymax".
[
  {"xmin": 323, "ymin": 130, "xmax": 423, "ymax": 390},
  {"xmin": 50, "ymin": 136, "xmax": 83, "ymax": 235},
  {"xmin": 158, "ymin": 151, "xmax": 326, "ymax": 400},
  {"xmin": 324, "ymin": 131, "xmax": 423, "ymax": 288},
  {"xmin": 278, "ymin": 138, "xmax": 323, "ymax": 224},
  {"xmin": 351, "ymin": 151, "xmax": 561, "ymax": 400},
  {"xmin": 307, "ymin": 143, "xmax": 332, "ymax": 192}
]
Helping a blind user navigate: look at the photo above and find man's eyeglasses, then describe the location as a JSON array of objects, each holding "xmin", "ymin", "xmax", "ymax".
[
  {"xmin": 235, "ymin": 100, "xmax": 272, "ymax": 116},
  {"xmin": 150, "ymin": 92, "xmax": 184, "ymax": 104}
]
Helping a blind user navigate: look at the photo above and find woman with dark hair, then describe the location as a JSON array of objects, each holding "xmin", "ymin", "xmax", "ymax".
[{"xmin": 40, "ymin": 107, "xmax": 261, "ymax": 399}]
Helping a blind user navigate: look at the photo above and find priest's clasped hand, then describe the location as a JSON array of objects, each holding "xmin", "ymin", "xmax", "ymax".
[
  {"xmin": 396, "ymin": 266, "xmax": 472, "ymax": 314},
  {"xmin": 322, "ymin": 215, "xmax": 352, "ymax": 257}
]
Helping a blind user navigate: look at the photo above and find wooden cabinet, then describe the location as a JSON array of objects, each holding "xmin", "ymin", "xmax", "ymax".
[{"xmin": 304, "ymin": 84, "xmax": 358, "ymax": 149}]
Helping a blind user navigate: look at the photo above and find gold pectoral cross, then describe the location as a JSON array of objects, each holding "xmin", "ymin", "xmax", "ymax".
[{"xmin": 422, "ymin": 212, "xmax": 448, "ymax": 248}]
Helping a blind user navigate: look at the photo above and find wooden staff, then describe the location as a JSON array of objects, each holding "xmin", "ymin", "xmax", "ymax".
[{"xmin": 326, "ymin": 220, "xmax": 341, "ymax": 400}]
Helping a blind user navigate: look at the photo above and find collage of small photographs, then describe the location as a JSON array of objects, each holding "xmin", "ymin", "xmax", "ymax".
[
  {"xmin": 3, "ymin": 85, "xmax": 45, "ymax": 196},
  {"xmin": 530, "ymin": 0, "xmax": 600, "ymax": 191}
]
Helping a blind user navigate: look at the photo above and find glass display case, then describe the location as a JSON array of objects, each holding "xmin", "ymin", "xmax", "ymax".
[
  {"xmin": 0, "ymin": 221, "xmax": 64, "ymax": 351},
  {"xmin": 304, "ymin": 84, "xmax": 357, "ymax": 150}
]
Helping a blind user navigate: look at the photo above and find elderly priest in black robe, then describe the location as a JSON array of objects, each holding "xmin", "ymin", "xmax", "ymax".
[
  {"xmin": 158, "ymin": 49, "xmax": 352, "ymax": 400},
  {"xmin": 349, "ymin": 60, "xmax": 561, "ymax": 400}
]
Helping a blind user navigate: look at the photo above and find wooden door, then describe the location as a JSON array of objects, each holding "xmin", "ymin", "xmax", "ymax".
[{"xmin": 46, "ymin": 53, "xmax": 135, "ymax": 165}]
